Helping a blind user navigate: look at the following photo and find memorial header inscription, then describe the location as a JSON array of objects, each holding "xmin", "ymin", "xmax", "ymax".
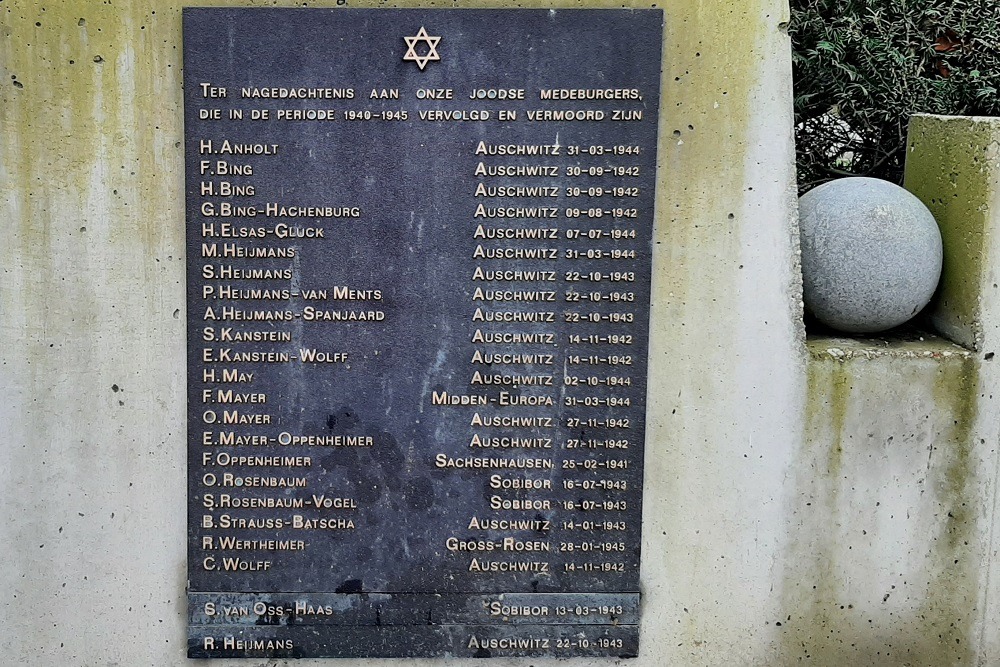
[{"xmin": 184, "ymin": 8, "xmax": 663, "ymax": 659}]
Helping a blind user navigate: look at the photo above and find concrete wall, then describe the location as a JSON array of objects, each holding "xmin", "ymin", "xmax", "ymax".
[
  {"xmin": 905, "ymin": 115, "xmax": 1000, "ymax": 666},
  {"xmin": 752, "ymin": 114, "xmax": 1000, "ymax": 666},
  {"xmin": 0, "ymin": 0, "xmax": 869, "ymax": 665},
  {"xmin": 781, "ymin": 335, "xmax": 982, "ymax": 665}
]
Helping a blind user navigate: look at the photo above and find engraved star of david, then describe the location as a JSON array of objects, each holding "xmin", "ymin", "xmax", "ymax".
[{"xmin": 402, "ymin": 27, "xmax": 441, "ymax": 71}]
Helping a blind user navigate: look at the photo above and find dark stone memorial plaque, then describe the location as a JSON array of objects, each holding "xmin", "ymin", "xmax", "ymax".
[{"xmin": 184, "ymin": 8, "xmax": 662, "ymax": 659}]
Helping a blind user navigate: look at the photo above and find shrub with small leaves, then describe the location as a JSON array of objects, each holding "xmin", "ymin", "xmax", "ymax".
[{"xmin": 790, "ymin": 0, "xmax": 1000, "ymax": 193}]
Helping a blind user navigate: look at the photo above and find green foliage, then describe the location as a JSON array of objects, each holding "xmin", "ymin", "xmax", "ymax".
[{"xmin": 790, "ymin": 0, "xmax": 1000, "ymax": 192}]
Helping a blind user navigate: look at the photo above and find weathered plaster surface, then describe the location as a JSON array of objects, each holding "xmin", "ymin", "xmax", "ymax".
[
  {"xmin": 765, "ymin": 116, "xmax": 1000, "ymax": 666},
  {"xmin": 905, "ymin": 115, "xmax": 1000, "ymax": 667},
  {"xmin": 904, "ymin": 115, "xmax": 1000, "ymax": 352},
  {"xmin": 780, "ymin": 336, "xmax": 984, "ymax": 666},
  {"xmin": 1, "ymin": 1, "xmax": 801, "ymax": 665}
]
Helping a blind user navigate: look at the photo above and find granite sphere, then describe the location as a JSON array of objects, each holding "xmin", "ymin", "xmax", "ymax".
[{"xmin": 799, "ymin": 177, "xmax": 942, "ymax": 333}]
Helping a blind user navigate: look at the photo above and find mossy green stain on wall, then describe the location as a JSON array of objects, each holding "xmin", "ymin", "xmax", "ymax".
[
  {"xmin": 1, "ymin": 3, "xmax": 184, "ymax": 349},
  {"xmin": 931, "ymin": 355, "xmax": 978, "ymax": 550},
  {"xmin": 905, "ymin": 116, "xmax": 997, "ymax": 350},
  {"xmin": 652, "ymin": 1, "xmax": 782, "ymax": 323},
  {"xmin": 787, "ymin": 346, "xmax": 981, "ymax": 665},
  {"xmin": 784, "ymin": 356, "xmax": 854, "ymax": 661},
  {"xmin": 787, "ymin": 358, "xmax": 852, "ymax": 657},
  {"xmin": 919, "ymin": 354, "xmax": 980, "ymax": 664},
  {"xmin": 824, "ymin": 361, "xmax": 849, "ymax": 479}
]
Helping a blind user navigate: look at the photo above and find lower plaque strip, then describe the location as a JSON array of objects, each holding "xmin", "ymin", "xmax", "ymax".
[{"xmin": 188, "ymin": 624, "xmax": 639, "ymax": 659}]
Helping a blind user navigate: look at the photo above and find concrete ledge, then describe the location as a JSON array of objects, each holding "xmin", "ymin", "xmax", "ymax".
[{"xmin": 807, "ymin": 330, "xmax": 973, "ymax": 362}]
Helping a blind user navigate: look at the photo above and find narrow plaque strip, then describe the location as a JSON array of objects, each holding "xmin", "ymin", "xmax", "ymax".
[
  {"xmin": 189, "ymin": 592, "xmax": 639, "ymax": 626},
  {"xmin": 188, "ymin": 624, "xmax": 639, "ymax": 659}
]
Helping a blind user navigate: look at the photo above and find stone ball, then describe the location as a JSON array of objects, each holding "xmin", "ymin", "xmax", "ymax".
[{"xmin": 798, "ymin": 177, "xmax": 942, "ymax": 334}]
